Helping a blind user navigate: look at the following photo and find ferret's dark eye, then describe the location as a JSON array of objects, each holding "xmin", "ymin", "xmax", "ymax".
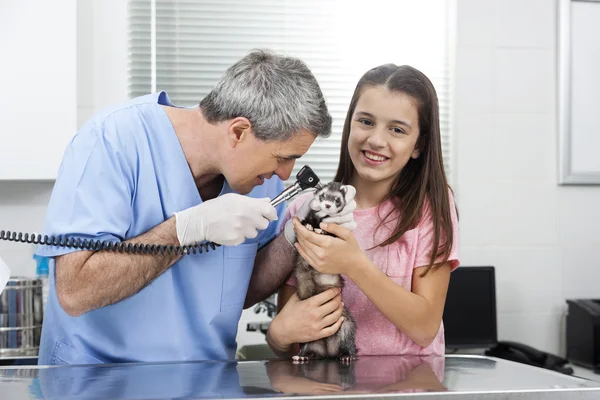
[{"xmin": 336, "ymin": 199, "xmax": 341, "ymax": 206}]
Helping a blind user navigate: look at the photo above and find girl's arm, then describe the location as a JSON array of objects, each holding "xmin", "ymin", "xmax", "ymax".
[{"xmin": 346, "ymin": 256, "xmax": 452, "ymax": 348}]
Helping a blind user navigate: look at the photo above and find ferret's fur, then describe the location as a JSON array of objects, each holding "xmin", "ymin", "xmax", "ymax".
[{"xmin": 292, "ymin": 181, "xmax": 358, "ymax": 361}]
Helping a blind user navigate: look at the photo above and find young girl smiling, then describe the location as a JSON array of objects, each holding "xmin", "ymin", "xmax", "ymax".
[{"xmin": 267, "ymin": 63, "xmax": 460, "ymax": 358}]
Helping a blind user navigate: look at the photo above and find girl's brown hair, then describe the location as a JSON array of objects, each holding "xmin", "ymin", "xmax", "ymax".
[{"xmin": 334, "ymin": 64, "xmax": 457, "ymax": 276}]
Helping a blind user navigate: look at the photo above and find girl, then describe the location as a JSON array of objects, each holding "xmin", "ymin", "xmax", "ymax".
[{"xmin": 266, "ymin": 63, "xmax": 460, "ymax": 358}]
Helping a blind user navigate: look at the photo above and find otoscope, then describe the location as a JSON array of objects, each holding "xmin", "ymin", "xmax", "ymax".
[{"xmin": 269, "ymin": 165, "xmax": 323, "ymax": 207}]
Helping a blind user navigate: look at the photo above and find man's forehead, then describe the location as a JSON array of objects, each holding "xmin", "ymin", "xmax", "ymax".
[{"xmin": 274, "ymin": 130, "xmax": 315, "ymax": 156}]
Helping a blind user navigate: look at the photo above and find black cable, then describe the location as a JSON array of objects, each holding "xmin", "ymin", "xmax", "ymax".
[{"xmin": 0, "ymin": 230, "xmax": 219, "ymax": 255}]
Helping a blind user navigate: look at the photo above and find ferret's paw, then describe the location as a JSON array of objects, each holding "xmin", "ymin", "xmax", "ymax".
[
  {"xmin": 339, "ymin": 356, "xmax": 356, "ymax": 364},
  {"xmin": 314, "ymin": 228, "xmax": 323, "ymax": 234},
  {"xmin": 292, "ymin": 355, "xmax": 311, "ymax": 364},
  {"xmin": 304, "ymin": 224, "xmax": 314, "ymax": 232}
]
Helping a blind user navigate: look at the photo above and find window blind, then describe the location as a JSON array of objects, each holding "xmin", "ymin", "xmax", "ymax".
[{"xmin": 128, "ymin": 0, "xmax": 453, "ymax": 186}]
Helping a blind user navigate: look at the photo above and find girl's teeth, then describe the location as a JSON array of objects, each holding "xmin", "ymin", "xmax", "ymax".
[{"xmin": 365, "ymin": 152, "xmax": 386, "ymax": 161}]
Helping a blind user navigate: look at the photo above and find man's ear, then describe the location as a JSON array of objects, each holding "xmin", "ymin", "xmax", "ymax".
[{"xmin": 227, "ymin": 117, "xmax": 253, "ymax": 147}]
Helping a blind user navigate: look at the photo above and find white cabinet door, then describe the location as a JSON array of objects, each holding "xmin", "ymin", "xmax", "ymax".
[{"xmin": 0, "ymin": 0, "xmax": 77, "ymax": 180}]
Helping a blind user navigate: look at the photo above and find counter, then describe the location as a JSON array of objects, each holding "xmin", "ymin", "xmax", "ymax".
[{"xmin": 0, "ymin": 355, "xmax": 599, "ymax": 399}]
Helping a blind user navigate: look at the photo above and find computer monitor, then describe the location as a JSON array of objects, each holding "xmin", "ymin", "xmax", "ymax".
[{"xmin": 443, "ymin": 266, "xmax": 497, "ymax": 349}]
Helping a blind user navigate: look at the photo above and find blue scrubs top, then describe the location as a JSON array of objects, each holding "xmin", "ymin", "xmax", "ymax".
[{"xmin": 36, "ymin": 92, "xmax": 285, "ymax": 365}]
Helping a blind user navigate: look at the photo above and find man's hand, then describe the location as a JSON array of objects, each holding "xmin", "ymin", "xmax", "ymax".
[
  {"xmin": 175, "ymin": 193, "xmax": 278, "ymax": 246},
  {"xmin": 285, "ymin": 184, "xmax": 357, "ymax": 246}
]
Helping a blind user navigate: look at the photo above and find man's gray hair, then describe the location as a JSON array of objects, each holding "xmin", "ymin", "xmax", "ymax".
[{"xmin": 200, "ymin": 49, "xmax": 332, "ymax": 141}]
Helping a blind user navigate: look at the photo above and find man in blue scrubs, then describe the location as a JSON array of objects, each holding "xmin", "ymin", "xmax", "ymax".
[{"xmin": 36, "ymin": 50, "xmax": 350, "ymax": 365}]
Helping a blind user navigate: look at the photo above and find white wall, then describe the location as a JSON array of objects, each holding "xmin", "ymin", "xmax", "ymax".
[
  {"xmin": 0, "ymin": 0, "xmax": 598, "ymax": 357},
  {"xmin": 455, "ymin": 0, "xmax": 600, "ymax": 356}
]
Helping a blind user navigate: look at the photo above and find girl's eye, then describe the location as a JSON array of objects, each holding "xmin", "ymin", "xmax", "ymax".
[
  {"xmin": 391, "ymin": 127, "xmax": 405, "ymax": 134},
  {"xmin": 358, "ymin": 118, "xmax": 373, "ymax": 126}
]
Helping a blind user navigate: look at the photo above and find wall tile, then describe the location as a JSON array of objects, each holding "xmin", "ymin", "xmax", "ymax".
[
  {"xmin": 490, "ymin": 182, "xmax": 558, "ymax": 246},
  {"xmin": 457, "ymin": 246, "xmax": 497, "ymax": 266},
  {"xmin": 494, "ymin": 0, "xmax": 555, "ymax": 49},
  {"xmin": 455, "ymin": 112, "xmax": 495, "ymax": 184},
  {"xmin": 452, "ymin": 187, "xmax": 497, "ymax": 247},
  {"xmin": 557, "ymin": 188, "xmax": 600, "ymax": 247},
  {"xmin": 492, "ymin": 49, "xmax": 554, "ymax": 114},
  {"xmin": 455, "ymin": 46, "xmax": 494, "ymax": 114},
  {"xmin": 456, "ymin": 0, "xmax": 495, "ymax": 46},
  {"xmin": 497, "ymin": 312, "xmax": 564, "ymax": 356},
  {"xmin": 464, "ymin": 246, "xmax": 563, "ymax": 315},
  {"xmin": 561, "ymin": 246, "xmax": 600, "ymax": 300},
  {"xmin": 490, "ymin": 114, "xmax": 556, "ymax": 183}
]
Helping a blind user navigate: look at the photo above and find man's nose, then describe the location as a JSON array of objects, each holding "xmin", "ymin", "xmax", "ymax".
[{"xmin": 275, "ymin": 160, "xmax": 295, "ymax": 182}]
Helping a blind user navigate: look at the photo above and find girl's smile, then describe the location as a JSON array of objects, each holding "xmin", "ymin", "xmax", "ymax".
[{"xmin": 361, "ymin": 150, "xmax": 389, "ymax": 164}]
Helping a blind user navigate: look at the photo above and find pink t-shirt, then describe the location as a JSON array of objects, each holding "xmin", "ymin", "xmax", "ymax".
[{"xmin": 281, "ymin": 191, "xmax": 460, "ymax": 356}]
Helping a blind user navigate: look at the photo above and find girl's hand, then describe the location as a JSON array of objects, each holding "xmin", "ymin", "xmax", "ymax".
[
  {"xmin": 267, "ymin": 288, "xmax": 345, "ymax": 351},
  {"xmin": 293, "ymin": 218, "xmax": 367, "ymax": 276}
]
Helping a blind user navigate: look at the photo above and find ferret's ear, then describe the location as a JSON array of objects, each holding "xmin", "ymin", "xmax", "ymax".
[{"xmin": 341, "ymin": 185, "xmax": 347, "ymax": 196}]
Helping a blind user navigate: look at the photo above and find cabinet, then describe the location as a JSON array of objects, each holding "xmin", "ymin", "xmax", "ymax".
[{"xmin": 0, "ymin": 0, "xmax": 77, "ymax": 180}]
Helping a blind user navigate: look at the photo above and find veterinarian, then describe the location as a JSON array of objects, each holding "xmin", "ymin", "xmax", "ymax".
[{"xmin": 35, "ymin": 50, "xmax": 356, "ymax": 365}]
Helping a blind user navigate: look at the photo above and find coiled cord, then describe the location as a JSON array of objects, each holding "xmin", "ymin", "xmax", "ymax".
[{"xmin": 0, "ymin": 230, "xmax": 220, "ymax": 255}]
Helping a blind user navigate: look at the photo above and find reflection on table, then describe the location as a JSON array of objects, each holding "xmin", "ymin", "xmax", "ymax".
[
  {"xmin": 265, "ymin": 355, "xmax": 446, "ymax": 395},
  {"xmin": 0, "ymin": 355, "xmax": 598, "ymax": 399}
]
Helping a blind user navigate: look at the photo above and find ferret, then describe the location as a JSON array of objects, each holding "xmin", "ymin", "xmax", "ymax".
[
  {"xmin": 292, "ymin": 181, "xmax": 358, "ymax": 362},
  {"xmin": 295, "ymin": 358, "xmax": 356, "ymax": 390}
]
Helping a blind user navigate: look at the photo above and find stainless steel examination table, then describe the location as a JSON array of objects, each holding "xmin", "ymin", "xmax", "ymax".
[{"xmin": 1, "ymin": 355, "xmax": 599, "ymax": 399}]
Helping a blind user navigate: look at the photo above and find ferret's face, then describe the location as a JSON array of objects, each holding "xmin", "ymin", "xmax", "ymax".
[{"xmin": 315, "ymin": 188, "xmax": 345, "ymax": 216}]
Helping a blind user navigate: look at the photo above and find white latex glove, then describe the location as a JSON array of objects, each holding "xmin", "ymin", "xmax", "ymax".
[
  {"xmin": 284, "ymin": 184, "xmax": 357, "ymax": 246},
  {"xmin": 175, "ymin": 193, "xmax": 278, "ymax": 247}
]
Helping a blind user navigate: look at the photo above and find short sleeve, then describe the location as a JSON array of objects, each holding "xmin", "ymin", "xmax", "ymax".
[
  {"xmin": 414, "ymin": 190, "xmax": 460, "ymax": 271},
  {"xmin": 256, "ymin": 178, "xmax": 286, "ymax": 250},
  {"xmin": 36, "ymin": 125, "xmax": 134, "ymax": 258}
]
